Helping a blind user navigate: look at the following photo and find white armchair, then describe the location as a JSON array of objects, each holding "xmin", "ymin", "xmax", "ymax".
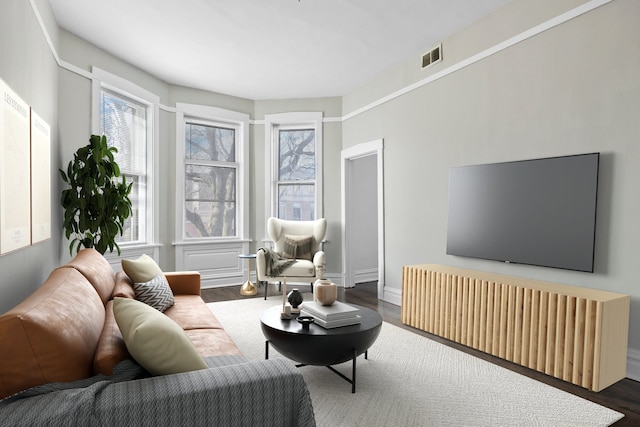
[{"xmin": 256, "ymin": 217, "xmax": 327, "ymax": 300}]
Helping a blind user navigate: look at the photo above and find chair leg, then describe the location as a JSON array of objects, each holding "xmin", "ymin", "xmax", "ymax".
[
  {"xmin": 264, "ymin": 281, "xmax": 268, "ymax": 300},
  {"xmin": 310, "ymin": 281, "xmax": 313, "ymax": 293}
]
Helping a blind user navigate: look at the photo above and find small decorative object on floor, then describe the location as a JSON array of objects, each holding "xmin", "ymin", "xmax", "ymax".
[
  {"xmin": 314, "ymin": 279, "xmax": 337, "ymax": 306},
  {"xmin": 287, "ymin": 288, "xmax": 303, "ymax": 313}
]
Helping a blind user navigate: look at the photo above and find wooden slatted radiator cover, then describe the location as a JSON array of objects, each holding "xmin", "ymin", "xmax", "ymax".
[{"xmin": 401, "ymin": 264, "xmax": 630, "ymax": 391}]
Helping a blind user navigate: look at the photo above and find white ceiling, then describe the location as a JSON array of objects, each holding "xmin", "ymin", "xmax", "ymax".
[{"xmin": 48, "ymin": 0, "xmax": 511, "ymax": 100}]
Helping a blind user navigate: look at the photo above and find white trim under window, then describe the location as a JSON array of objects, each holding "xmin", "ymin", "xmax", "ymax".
[
  {"xmin": 90, "ymin": 67, "xmax": 159, "ymax": 262},
  {"xmin": 264, "ymin": 112, "xmax": 323, "ymax": 221}
]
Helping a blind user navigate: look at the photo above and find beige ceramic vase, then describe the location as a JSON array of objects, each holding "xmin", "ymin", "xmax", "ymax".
[{"xmin": 314, "ymin": 279, "xmax": 337, "ymax": 306}]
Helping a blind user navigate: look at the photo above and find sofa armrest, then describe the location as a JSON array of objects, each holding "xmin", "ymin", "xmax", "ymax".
[
  {"xmin": 0, "ymin": 359, "xmax": 316, "ymax": 427},
  {"xmin": 165, "ymin": 271, "xmax": 201, "ymax": 295}
]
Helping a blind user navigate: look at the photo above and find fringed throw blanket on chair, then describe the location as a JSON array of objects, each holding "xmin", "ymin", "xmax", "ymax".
[{"xmin": 258, "ymin": 248, "xmax": 296, "ymax": 277}]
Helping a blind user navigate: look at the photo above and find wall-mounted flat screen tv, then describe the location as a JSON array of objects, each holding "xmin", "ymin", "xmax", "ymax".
[{"xmin": 446, "ymin": 153, "xmax": 599, "ymax": 272}]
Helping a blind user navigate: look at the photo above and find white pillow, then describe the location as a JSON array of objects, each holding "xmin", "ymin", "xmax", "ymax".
[{"xmin": 113, "ymin": 297, "xmax": 208, "ymax": 375}]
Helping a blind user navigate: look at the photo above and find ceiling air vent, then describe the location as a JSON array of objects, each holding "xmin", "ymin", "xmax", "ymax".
[{"xmin": 422, "ymin": 44, "xmax": 442, "ymax": 69}]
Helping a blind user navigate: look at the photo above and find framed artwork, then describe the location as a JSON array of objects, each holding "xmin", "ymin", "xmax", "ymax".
[{"xmin": 0, "ymin": 78, "xmax": 31, "ymax": 254}]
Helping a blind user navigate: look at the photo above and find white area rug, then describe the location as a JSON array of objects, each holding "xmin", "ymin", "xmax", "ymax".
[{"xmin": 208, "ymin": 296, "xmax": 623, "ymax": 427}]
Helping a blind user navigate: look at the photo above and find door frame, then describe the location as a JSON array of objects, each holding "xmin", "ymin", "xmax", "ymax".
[{"xmin": 341, "ymin": 139, "xmax": 384, "ymax": 298}]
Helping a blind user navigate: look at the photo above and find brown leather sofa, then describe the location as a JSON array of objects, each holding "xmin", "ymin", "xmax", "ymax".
[
  {"xmin": 0, "ymin": 249, "xmax": 314, "ymax": 425},
  {"xmin": 0, "ymin": 248, "xmax": 245, "ymax": 399}
]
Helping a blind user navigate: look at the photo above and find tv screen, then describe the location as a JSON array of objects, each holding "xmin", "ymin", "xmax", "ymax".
[{"xmin": 446, "ymin": 153, "xmax": 599, "ymax": 272}]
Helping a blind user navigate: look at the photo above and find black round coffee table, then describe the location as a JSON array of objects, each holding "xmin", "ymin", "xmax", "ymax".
[{"xmin": 260, "ymin": 303, "xmax": 382, "ymax": 393}]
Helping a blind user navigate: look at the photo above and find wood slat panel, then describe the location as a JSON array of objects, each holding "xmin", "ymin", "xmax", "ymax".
[
  {"xmin": 538, "ymin": 291, "xmax": 549, "ymax": 373},
  {"xmin": 582, "ymin": 299, "xmax": 597, "ymax": 390},
  {"xmin": 400, "ymin": 264, "xmax": 630, "ymax": 391},
  {"xmin": 573, "ymin": 297, "xmax": 586, "ymax": 385}
]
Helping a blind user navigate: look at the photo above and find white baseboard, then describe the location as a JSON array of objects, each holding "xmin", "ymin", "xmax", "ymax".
[
  {"xmin": 353, "ymin": 268, "xmax": 378, "ymax": 285},
  {"xmin": 382, "ymin": 286, "xmax": 401, "ymax": 306},
  {"xmin": 201, "ymin": 273, "xmax": 245, "ymax": 288},
  {"xmin": 627, "ymin": 348, "xmax": 640, "ymax": 382}
]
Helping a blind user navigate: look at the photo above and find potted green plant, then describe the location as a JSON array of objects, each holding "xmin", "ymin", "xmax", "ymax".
[{"xmin": 59, "ymin": 134, "xmax": 133, "ymax": 255}]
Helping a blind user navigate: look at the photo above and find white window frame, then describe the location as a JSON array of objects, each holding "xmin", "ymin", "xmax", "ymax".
[
  {"xmin": 90, "ymin": 67, "xmax": 159, "ymax": 253},
  {"xmin": 175, "ymin": 103, "xmax": 249, "ymax": 243},
  {"xmin": 264, "ymin": 112, "xmax": 323, "ymax": 221}
]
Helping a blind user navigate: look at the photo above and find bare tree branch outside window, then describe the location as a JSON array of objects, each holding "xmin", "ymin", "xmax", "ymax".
[
  {"xmin": 184, "ymin": 122, "xmax": 237, "ymax": 237},
  {"xmin": 277, "ymin": 129, "xmax": 315, "ymax": 220}
]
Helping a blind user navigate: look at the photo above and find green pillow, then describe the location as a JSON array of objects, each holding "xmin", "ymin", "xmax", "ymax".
[
  {"xmin": 113, "ymin": 297, "xmax": 208, "ymax": 375},
  {"xmin": 122, "ymin": 254, "xmax": 163, "ymax": 283}
]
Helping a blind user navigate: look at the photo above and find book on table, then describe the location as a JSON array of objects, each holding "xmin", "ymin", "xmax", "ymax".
[
  {"xmin": 300, "ymin": 301, "xmax": 360, "ymax": 320},
  {"xmin": 309, "ymin": 314, "xmax": 362, "ymax": 329},
  {"xmin": 300, "ymin": 301, "xmax": 361, "ymax": 328}
]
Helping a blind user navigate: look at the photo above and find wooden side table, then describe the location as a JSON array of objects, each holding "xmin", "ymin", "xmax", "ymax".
[{"xmin": 238, "ymin": 253, "xmax": 257, "ymax": 296}]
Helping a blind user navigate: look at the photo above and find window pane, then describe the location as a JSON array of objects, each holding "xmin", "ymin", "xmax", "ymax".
[
  {"xmin": 278, "ymin": 184, "xmax": 315, "ymax": 220},
  {"xmin": 185, "ymin": 122, "xmax": 235, "ymax": 162},
  {"xmin": 185, "ymin": 165, "xmax": 236, "ymax": 237},
  {"xmin": 278, "ymin": 129, "xmax": 315, "ymax": 180},
  {"xmin": 99, "ymin": 89, "xmax": 147, "ymax": 244},
  {"xmin": 117, "ymin": 174, "xmax": 144, "ymax": 244},
  {"xmin": 100, "ymin": 90, "xmax": 146, "ymax": 174}
]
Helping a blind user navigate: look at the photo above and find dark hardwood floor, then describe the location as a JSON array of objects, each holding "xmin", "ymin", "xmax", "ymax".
[{"xmin": 202, "ymin": 282, "xmax": 640, "ymax": 425}]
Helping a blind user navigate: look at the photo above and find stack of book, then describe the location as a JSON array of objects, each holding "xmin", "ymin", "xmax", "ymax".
[{"xmin": 300, "ymin": 301, "xmax": 361, "ymax": 329}]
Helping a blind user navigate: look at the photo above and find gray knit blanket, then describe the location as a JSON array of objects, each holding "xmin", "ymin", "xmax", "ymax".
[
  {"xmin": 259, "ymin": 247, "xmax": 296, "ymax": 277},
  {"xmin": 0, "ymin": 356, "xmax": 316, "ymax": 427}
]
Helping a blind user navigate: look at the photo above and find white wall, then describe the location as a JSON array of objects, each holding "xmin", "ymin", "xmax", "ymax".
[
  {"xmin": 341, "ymin": 0, "xmax": 640, "ymax": 378},
  {"xmin": 0, "ymin": 0, "xmax": 61, "ymax": 313}
]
